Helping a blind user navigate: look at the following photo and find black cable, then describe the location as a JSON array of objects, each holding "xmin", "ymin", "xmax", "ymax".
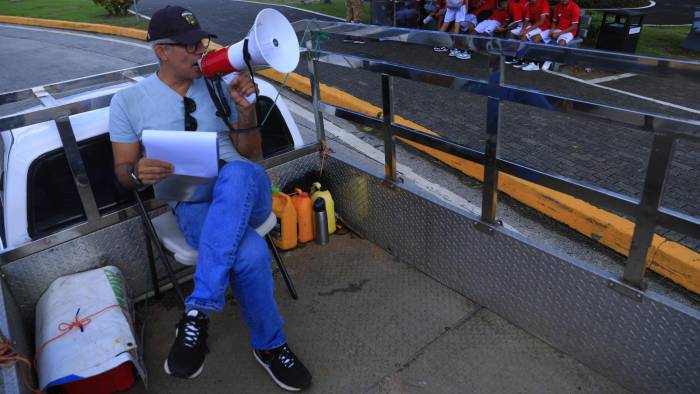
[{"xmin": 242, "ymin": 38, "xmax": 262, "ymax": 122}]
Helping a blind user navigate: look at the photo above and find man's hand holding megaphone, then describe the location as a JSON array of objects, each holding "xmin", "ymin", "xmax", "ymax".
[{"xmin": 227, "ymin": 73, "xmax": 259, "ymax": 112}]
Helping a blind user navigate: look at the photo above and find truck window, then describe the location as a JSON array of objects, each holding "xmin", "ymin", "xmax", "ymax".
[
  {"xmin": 259, "ymin": 96, "xmax": 294, "ymax": 158},
  {"xmin": 27, "ymin": 133, "xmax": 133, "ymax": 239}
]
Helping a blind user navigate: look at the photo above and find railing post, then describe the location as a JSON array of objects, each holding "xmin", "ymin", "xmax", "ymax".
[
  {"xmin": 381, "ymin": 74, "xmax": 397, "ymax": 182},
  {"xmin": 56, "ymin": 116, "xmax": 100, "ymax": 221},
  {"xmin": 306, "ymin": 39, "xmax": 327, "ymax": 147},
  {"xmin": 622, "ymin": 133, "xmax": 675, "ymax": 288},
  {"xmin": 481, "ymin": 53, "xmax": 503, "ymax": 224}
]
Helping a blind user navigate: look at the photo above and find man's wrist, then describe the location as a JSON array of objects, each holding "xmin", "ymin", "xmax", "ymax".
[{"xmin": 129, "ymin": 164, "xmax": 144, "ymax": 187}]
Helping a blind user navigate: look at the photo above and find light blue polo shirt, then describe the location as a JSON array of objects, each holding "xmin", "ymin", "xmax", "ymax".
[{"xmin": 109, "ymin": 73, "xmax": 243, "ymax": 163}]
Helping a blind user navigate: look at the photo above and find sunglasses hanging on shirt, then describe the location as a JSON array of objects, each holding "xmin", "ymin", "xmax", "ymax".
[{"xmin": 184, "ymin": 96, "xmax": 198, "ymax": 131}]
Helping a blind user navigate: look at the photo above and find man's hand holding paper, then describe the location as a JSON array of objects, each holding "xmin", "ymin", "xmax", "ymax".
[
  {"xmin": 142, "ymin": 130, "xmax": 219, "ymax": 178},
  {"xmin": 134, "ymin": 158, "xmax": 174, "ymax": 185}
]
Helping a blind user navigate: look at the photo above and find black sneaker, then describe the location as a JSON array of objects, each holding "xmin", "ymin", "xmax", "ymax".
[
  {"xmin": 343, "ymin": 36, "xmax": 354, "ymax": 43},
  {"xmin": 352, "ymin": 38, "xmax": 366, "ymax": 44},
  {"xmin": 254, "ymin": 344, "xmax": 312, "ymax": 391},
  {"xmin": 164, "ymin": 310, "xmax": 209, "ymax": 379}
]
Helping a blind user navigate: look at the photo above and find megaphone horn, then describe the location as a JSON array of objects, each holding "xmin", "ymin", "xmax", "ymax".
[{"xmin": 199, "ymin": 9, "xmax": 300, "ymax": 80}]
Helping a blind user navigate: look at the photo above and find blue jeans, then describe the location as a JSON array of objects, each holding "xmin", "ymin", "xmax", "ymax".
[{"xmin": 174, "ymin": 161, "xmax": 286, "ymax": 350}]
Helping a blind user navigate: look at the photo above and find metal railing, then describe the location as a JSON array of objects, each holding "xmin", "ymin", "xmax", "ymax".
[{"xmin": 300, "ymin": 20, "xmax": 700, "ymax": 294}]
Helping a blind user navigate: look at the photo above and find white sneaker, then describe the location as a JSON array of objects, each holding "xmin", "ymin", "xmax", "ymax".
[
  {"xmin": 448, "ymin": 48, "xmax": 460, "ymax": 57},
  {"xmin": 456, "ymin": 50, "xmax": 471, "ymax": 60},
  {"xmin": 541, "ymin": 61, "xmax": 552, "ymax": 71},
  {"xmin": 521, "ymin": 62, "xmax": 540, "ymax": 71}
]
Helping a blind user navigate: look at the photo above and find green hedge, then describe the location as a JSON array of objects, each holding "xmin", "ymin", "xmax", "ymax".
[
  {"xmin": 574, "ymin": 0, "xmax": 648, "ymax": 9},
  {"xmin": 92, "ymin": 0, "xmax": 133, "ymax": 16}
]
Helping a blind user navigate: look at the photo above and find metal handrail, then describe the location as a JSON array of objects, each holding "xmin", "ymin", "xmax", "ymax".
[{"xmin": 302, "ymin": 21, "xmax": 700, "ymax": 292}]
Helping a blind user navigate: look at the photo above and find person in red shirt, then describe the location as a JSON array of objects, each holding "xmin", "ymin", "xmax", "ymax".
[
  {"xmin": 504, "ymin": 0, "xmax": 527, "ymax": 35},
  {"xmin": 509, "ymin": 0, "xmax": 551, "ymax": 43},
  {"xmin": 551, "ymin": 0, "xmax": 580, "ymax": 45},
  {"xmin": 469, "ymin": 0, "xmax": 508, "ymax": 36},
  {"xmin": 508, "ymin": 0, "xmax": 551, "ymax": 70}
]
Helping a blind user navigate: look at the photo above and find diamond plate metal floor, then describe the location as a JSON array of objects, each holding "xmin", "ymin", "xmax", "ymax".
[{"xmin": 128, "ymin": 233, "xmax": 626, "ymax": 393}]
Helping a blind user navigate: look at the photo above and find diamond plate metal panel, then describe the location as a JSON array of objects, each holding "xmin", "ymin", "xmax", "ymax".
[
  {"xmin": 2, "ymin": 217, "xmax": 154, "ymax": 324},
  {"xmin": 322, "ymin": 155, "xmax": 700, "ymax": 394}
]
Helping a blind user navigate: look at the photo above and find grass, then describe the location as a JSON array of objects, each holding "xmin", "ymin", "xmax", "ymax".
[
  {"xmin": 584, "ymin": 11, "xmax": 700, "ymax": 60},
  {"xmin": 0, "ymin": 0, "xmax": 149, "ymax": 29},
  {"xmin": 637, "ymin": 26, "xmax": 700, "ymax": 60},
  {"xmin": 246, "ymin": 0, "xmax": 371, "ymax": 21}
]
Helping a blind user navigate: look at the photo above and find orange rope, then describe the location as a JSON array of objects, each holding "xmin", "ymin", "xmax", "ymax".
[
  {"xmin": 0, "ymin": 335, "xmax": 40, "ymax": 394},
  {"xmin": 34, "ymin": 304, "xmax": 122, "ymax": 368},
  {"xmin": 319, "ymin": 142, "xmax": 330, "ymax": 177}
]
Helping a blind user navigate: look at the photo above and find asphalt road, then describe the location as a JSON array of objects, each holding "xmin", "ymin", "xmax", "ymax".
[{"xmin": 644, "ymin": 0, "xmax": 700, "ymax": 25}]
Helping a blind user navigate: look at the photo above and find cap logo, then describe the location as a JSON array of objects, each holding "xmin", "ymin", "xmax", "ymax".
[{"xmin": 181, "ymin": 11, "xmax": 197, "ymax": 25}]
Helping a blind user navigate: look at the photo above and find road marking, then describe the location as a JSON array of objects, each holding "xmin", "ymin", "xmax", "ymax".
[
  {"xmin": 231, "ymin": 0, "xmax": 344, "ymax": 20},
  {"xmin": 543, "ymin": 68, "xmax": 700, "ymax": 116},
  {"xmin": 586, "ymin": 73, "xmax": 637, "ymax": 84},
  {"xmin": 587, "ymin": 1, "xmax": 656, "ymax": 11},
  {"xmin": 0, "ymin": 23, "xmax": 151, "ymax": 49},
  {"xmin": 282, "ymin": 95, "xmax": 520, "ymax": 233}
]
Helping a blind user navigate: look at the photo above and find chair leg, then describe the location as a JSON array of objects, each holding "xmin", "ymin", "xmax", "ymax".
[
  {"xmin": 266, "ymin": 234, "xmax": 298, "ymax": 300},
  {"xmin": 142, "ymin": 223, "xmax": 161, "ymax": 298},
  {"xmin": 133, "ymin": 191, "xmax": 186, "ymax": 307}
]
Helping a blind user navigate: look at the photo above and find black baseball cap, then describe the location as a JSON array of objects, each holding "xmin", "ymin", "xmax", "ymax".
[{"xmin": 146, "ymin": 6, "xmax": 216, "ymax": 44}]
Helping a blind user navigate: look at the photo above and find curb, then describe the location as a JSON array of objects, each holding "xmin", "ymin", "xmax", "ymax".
[{"xmin": 3, "ymin": 16, "xmax": 698, "ymax": 295}]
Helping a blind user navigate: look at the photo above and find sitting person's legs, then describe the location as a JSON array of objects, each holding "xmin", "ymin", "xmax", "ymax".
[
  {"xmin": 167, "ymin": 161, "xmax": 311, "ymax": 390},
  {"xmin": 178, "ymin": 160, "xmax": 272, "ymax": 313}
]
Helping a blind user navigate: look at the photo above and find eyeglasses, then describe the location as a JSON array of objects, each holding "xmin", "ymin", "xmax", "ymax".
[
  {"xmin": 158, "ymin": 37, "xmax": 211, "ymax": 54},
  {"xmin": 184, "ymin": 97, "xmax": 197, "ymax": 131}
]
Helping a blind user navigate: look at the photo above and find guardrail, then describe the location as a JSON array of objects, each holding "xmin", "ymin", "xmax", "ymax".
[{"xmin": 300, "ymin": 20, "xmax": 700, "ymax": 294}]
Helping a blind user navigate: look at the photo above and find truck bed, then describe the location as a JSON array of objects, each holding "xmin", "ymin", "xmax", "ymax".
[{"xmin": 128, "ymin": 234, "xmax": 625, "ymax": 393}]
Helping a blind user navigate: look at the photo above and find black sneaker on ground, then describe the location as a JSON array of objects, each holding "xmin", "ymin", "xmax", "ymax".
[
  {"xmin": 433, "ymin": 46, "xmax": 448, "ymax": 52},
  {"xmin": 353, "ymin": 38, "xmax": 366, "ymax": 44},
  {"xmin": 164, "ymin": 309, "xmax": 209, "ymax": 379},
  {"xmin": 504, "ymin": 57, "xmax": 517, "ymax": 64},
  {"xmin": 343, "ymin": 36, "xmax": 354, "ymax": 43},
  {"xmin": 254, "ymin": 344, "xmax": 312, "ymax": 391}
]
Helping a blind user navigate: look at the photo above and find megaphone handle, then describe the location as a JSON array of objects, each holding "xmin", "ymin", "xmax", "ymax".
[{"xmin": 228, "ymin": 72, "xmax": 257, "ymax": 104}]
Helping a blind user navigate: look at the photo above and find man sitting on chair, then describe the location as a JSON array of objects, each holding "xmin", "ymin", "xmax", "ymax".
[{"xmin": 108, "ymin": 6, "xmax": 312, "ymax": 391}]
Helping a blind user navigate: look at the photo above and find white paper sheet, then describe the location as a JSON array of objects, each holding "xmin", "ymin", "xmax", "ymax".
[{"xmin": 142, "ymin": 130, "xmax": 219, "ymax": 177}]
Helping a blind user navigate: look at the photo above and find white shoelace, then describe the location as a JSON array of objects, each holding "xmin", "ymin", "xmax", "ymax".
[
  {"xmin": 277, "ymin": 348, "xmax": 296, "ymax": 368},
  {"xmin": 183, "ymin": 320, "xmax": 200, "ymax": 348}
]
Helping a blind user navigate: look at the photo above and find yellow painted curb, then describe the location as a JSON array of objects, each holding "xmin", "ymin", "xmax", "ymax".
[
  {"xmin": 0, "ymin": 16, "xmax": 147, "ymax": 40},
  {"xmin": 5, "ymin": 17, "xmax": 697, "ymax": 294}
]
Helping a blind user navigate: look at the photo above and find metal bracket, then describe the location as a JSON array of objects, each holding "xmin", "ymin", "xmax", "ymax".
[
  {"xmin": 32, "ymin": 86, "xmax": 59, "ymax": 108},
  {"xmin": 607, "ymin": 278, "xmax": 645, "ymax": 303},
  {"xmin": 474, "ymin": 220, "xmax": 499, "ymax": 236}
]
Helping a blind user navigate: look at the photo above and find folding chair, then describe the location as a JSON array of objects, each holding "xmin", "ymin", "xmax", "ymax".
[{"xmin": 134, "ymin": 192, "xmax": 298, "ymax": 307}]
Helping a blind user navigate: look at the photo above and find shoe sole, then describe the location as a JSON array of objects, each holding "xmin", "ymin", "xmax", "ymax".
[
  {"xmin": 164, "ymin": 359, "xmax": 204, "ymax": 379},
  {"xmin": 253, "ymin": 350, "xmax": 303, "ymax": 392},
  {"xmin": 164, "ymin": 327, "xmax": 205, "ymax": 379}
]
